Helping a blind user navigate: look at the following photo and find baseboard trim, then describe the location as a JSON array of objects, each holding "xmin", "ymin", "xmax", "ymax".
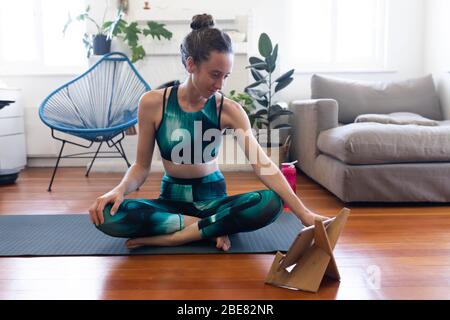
[{"xmin": 26, "ymin": 157, "xmax": 253, "ymax": 173}]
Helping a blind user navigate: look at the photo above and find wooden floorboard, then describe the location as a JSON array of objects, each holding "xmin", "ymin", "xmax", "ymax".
[{"xmin": 1, "ymin": 167, "xmax": 450, "ymax": 299}]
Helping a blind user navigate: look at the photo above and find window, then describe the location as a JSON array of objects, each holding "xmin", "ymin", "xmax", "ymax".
[
  {"xmin": 287, "ymin": 0, "xmax": 388, "ymax": 72},
  {"xmin": 0, "ymin": 0, "xmax": 87, "ymax": 75}
]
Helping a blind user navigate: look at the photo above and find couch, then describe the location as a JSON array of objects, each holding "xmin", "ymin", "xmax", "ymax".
[{"xmin": 289, "ymin": 74, "xmax": 450, "ymax": 202}]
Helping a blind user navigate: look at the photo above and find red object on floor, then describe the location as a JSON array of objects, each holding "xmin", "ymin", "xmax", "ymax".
[{"xmin": 281, "ymin": 161, "xmax": 297, "ymax": 210}]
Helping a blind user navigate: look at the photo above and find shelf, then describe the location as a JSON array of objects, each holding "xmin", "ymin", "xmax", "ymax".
[
  {"xmin": 143, "ymin": 42, "xmax": 248, "ymax": 56},
  {"xmin": 133, "ymin": 8, "xmax": 239, "ymax": 24}
]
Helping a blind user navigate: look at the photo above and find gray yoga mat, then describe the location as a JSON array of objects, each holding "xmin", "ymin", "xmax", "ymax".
[{"xmin": 0, "ymin": 213, "xmax": 303, "ymax": 257}]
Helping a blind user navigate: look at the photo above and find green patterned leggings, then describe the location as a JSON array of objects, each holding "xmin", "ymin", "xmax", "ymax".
[{"xmin": 96, "ymin": 171, "xmax": 284, "ymax": 239}]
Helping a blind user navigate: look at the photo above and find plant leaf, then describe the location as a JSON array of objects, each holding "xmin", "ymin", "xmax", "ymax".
[
  {"xmin": 246, "ymin": 88, "xmax": 267, "ymax": 99},
  {"xmin": 63, "ymin": 14, "xmax": 72, "ymax": 35},
  {"xmin": 258, "ymin": 33, "xmax": 273, "ymax": 58},
  {"xmin": 245, "ymin": 80, "xmax": 265, "ymax": 90},
  {"xmin": 131, "ymin": 45, "xmax": 146, "ymax": 63},
  {"xmin": 103, "ymin": 7, "xmax": 125, "ymax": 37},
  {"xmin": 143, "ymin": 21, "xmax": 173, "ymax": 40},
  {"xmin": 269, "ymin": 104, "xmax": 283, "ymax": 113},
  {"xmin": 123, "ymin": 22, "xmax": 141, "ymax": 47},
  {"xmin": 254, "ymin": 109, "xmax": 268, "ymax": 117},
  {"xmin": 275, "ymin": 69, "xmax": 295, "ymax": 83},
  {"xmin": 114, "ymin": 19, "xmax": 128, "ymax": 35},
  {"xmin": 273, "ymin": 123, "xmax": 292, "ymax": 129},
  {"xmin": 265, "ymin": 44, "xmax": 278, "ymax": 73},
  {"xmin": 268, "ymin": 109, "xmax": 294, "ymax": 122},
  {"xmin": 251, "ymin": 69, "xmax": 264, "ymax": 81},
  {"xmin": 274, "ymin": 77, "xmax": 294, "ymax": 93},
  {"xmin": 245, "ymin": 62, "xmax": 267, "ymax": 69},
  {"xmin": 256, "ymin": 97, "xmax": 269, "ymax": 108},
  {"xmin": 249, "ymin": 57, "xmax": 266, "ymax": 70}
]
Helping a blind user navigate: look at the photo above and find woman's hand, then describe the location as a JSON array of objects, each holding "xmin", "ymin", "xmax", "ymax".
[{"xmin": 88, "ymin": 188, "xmax": 124, "ymax": 226}]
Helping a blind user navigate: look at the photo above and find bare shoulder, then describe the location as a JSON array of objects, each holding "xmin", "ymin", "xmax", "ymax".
[
  {"xmin": 138, "ymin": 88, "xmax": 172, "ymax": 120},
  {"xmin": 219, "ymin": 95, "xmax": 250, "ymax": 129},
  {"xmin": 139, "ymin": 89, "xmax": 165, "ymax": 111},
  {"xmin": 221, "ymin": 96, "xmax": 246, "ymax": 116}
]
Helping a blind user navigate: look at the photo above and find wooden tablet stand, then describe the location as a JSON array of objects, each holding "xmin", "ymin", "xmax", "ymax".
[{"xmin": 265, "ymin": 208, "xmax": 350, "ymax": 293}]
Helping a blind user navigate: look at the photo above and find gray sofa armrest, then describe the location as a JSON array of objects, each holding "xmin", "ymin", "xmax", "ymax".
[{"xmin": 288, "ymin": 99, "xmax": 339, "ymax": 175}]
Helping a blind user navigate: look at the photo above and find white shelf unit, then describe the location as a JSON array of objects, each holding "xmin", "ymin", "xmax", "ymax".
[
  {"xmin": 129, "ymin": 9, "xmax": 250, "ymax": 56},
  {"xmin": 0, "ymin": 87, "xmax": 27, "ymax": 178}
]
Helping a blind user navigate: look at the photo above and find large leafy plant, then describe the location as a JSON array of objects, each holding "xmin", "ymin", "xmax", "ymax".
[
  {"xmin": 245, "ymin": 33, "xmax": 295, "ymax": 146},
  {"xmin": 228, "ymin": 90, "xmax": 257, "ymax": 127},
  {"xmin": 64, "ymin": 4, "xmax": 172, "ymax": 63}
]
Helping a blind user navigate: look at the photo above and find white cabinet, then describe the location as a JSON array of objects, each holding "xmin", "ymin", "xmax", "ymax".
[{"xmin": 0, "ymin": 87, "xmax": 26, "ymax": 183}]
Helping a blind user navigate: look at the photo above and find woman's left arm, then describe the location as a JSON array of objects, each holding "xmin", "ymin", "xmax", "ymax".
[{"xmin": 221, "ymin": 99, "xmax": 322, "ymax": 225}]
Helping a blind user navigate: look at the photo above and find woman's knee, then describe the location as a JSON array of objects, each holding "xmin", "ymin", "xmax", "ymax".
[
  {"xmin": 237, "ymin": 190, "xmax": 283, "ymax": 229},
  {"xmin": 257, "ymin": 190, "xmax": 283, "ymax": 221},
  {"xmin": 95, "ymin": 203, "xmax": 125, "ymax": 237}
]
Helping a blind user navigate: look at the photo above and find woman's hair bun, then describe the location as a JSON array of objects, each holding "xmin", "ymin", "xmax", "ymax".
[{"xmin": 190, "ymin": 14, "xmax": 215, "ymax": 31}]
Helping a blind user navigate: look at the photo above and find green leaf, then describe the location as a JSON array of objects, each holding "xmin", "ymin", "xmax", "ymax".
[
  {"xmin": 245, "ymin": 80, "xmax": 265, "ymax": 90},
  {"xmin": 251, "ymin": 69, "xmax": 264, "ymax": 82},
  {"xmin": 82, "ymin": 33, "xmax": 93, "ymax": 58},
  {"xmin": 103, "ymin": 7, "xmax": 126, "ymax": 38},
  {"xmin": 248, "ymin": 114, "xmax": 256, "ymax": 127},
  {"xmin": 249, "ymin": 57, "xmax": 266, "ymax": 70},
  {"xmin": 258, "ymin": 33, "xmax": 273, "ymax": 58},
  {"xmin": 143, "ymin": 21, "xmax": 173, "ymax": 40},
  {"xmin": 265, "ymin": 44, "xmax": 278, "ymax": 73},
  {"xmin": 249, "ymin": 56, "xmax": 264, "ymax": 64},
  {"xmin": 273, "ymin": 123, "xmax": 292, "ymax": 129},
  {"xmin": 269, "ymin": 104, "xmax": 283, "ymax": 113},
  {"xmin": 254, "ymin": 109, "xmax": 268, "ymax": 117},
  {"xmin": 63, "ymin": 14, "xmax": 72, "ymax": 35},
  {"xmin": 123, "ymin": 22, "xmax": 141, "ymax": 47},
  {"xmin": 274, "ymin": 77, "xmax": 294, "ymax": 93},
  {"xmin": 246, "ymin": 62, "xmax": 267, "ymax": 69},
  {"xmin": 131, "ymin": 45, "xmax": 146, "ymax": 63},
  {"xmin": 275, "ymin": 69, "xmax": 295, "ymax": 83},
  {"xmin": 114, "ymin": 19, "xmax": 128, "ymax": 36},
  {"xmin": 246, "ymin": 88, "xmax": 267, "ymax": 99},
  {"xmin": 256, "ymin": 97, "xmax": 269, "ymax": 108},
  {"xmin": 268, "ymin": 109, "xmax": 294, "ymax": 122}
]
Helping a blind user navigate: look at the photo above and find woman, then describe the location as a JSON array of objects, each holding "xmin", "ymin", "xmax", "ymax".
[{"xmin": 89, "ymin": 14, "xmax": 329, "ymax": 251}]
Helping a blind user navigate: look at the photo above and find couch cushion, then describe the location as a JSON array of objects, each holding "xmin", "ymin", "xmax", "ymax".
[
  {"xmin": 311, "ymin": 74, "xmax": 442, "ymax": 124},
  {"xmin": 355, "ymin": 112, "xmax": 439, "ymax": 126},
  {"xmin": 317, "ymin": 121, "xmax": 450, "ymax": 165}
]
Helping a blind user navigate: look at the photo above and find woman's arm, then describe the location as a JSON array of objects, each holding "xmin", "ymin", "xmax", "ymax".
[
  {"xmin": 114, "ymin": 92, "xmax": 159, "ymax": 195},
  {"xmin": 221, "ymin": 99, "xmax": 326, "ymax": 226},
  {"xmin": 89, "ymin": 91, "xmax": 161, "ymax": 224}
]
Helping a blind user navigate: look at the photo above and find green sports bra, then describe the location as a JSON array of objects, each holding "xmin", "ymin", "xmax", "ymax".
[{"xmin": 155, "ymin": 85, "xmax": 224, "ymax": 164}]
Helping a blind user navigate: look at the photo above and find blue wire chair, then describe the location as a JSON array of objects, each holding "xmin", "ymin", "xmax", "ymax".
[{"xmin": 39, "ymin": 52, "xmax": 150, "ymax": 191}]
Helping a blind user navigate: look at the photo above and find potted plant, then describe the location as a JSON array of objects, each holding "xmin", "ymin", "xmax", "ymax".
[
  {"xmin": 228, "ymin": 90, "xmax": 257, "ymax": 127},
  {"xmin": 63, "ymin": 3, "xmax": 172, "ymax": 63},
  {"xmin": 244, "ymin": 33, "xmax": 295, "ymax": 164}
]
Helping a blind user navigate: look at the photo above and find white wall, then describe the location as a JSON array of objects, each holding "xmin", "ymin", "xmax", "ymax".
[
  {"xmin": 0, "ymin": 0, "xmax": 431, "ymax": 169},
  {"xmin": 424, "ymin": 0, "xmax": 450, "ymax": 119},
  {"xmin": 281, "ymin": 0, "xmax": 427, "ymax": 102}
]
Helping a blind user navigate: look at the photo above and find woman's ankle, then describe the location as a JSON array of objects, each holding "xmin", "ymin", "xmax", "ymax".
[{"xmin": 183, "ymin": 215, "xmax": 200, "ymax": 227}]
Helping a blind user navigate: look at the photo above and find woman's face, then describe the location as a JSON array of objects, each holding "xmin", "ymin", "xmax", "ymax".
[{"xmin": 188, "ymin": 50, "xmax": 234, "ymax": 98}]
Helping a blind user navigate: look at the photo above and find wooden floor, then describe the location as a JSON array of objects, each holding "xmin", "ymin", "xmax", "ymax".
[{"xmin": 1, "ymin": 167, "xmax": 450, "ymax": 300}]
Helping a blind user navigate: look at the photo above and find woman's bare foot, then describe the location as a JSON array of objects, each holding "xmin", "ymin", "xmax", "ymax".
[
  {"xmin": 214, "ymin": 235, "xmax": 231, "ymax": 251},
  {"xmin": 126, "ymin": 216, "xmax": 202, "ymax": 249}
]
